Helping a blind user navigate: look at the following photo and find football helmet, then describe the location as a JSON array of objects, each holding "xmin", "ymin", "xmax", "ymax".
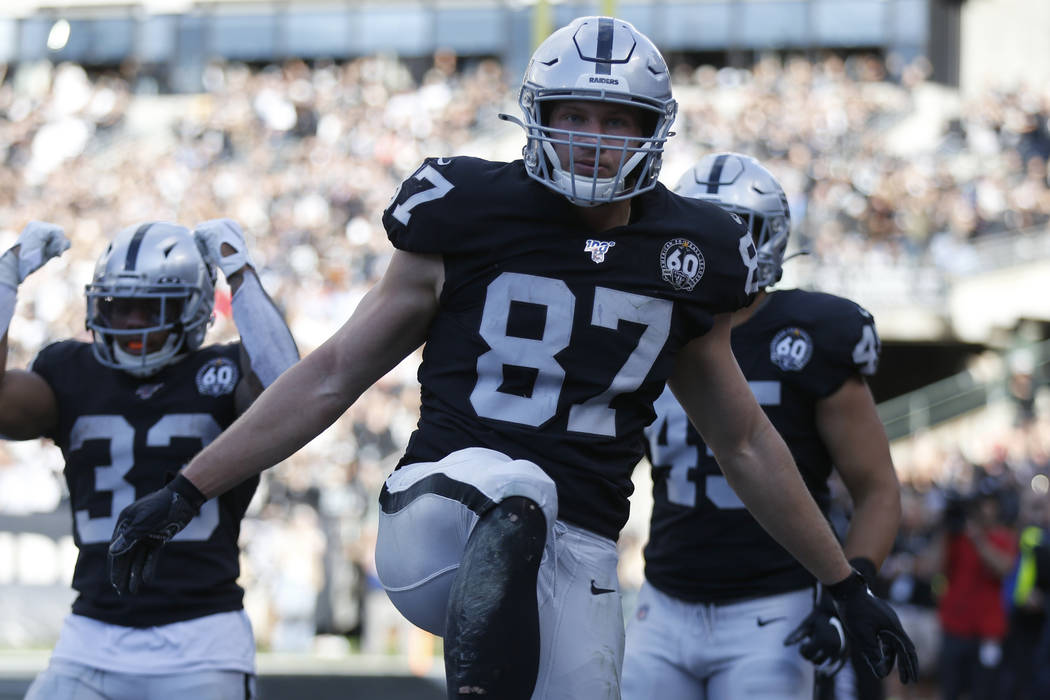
[
  {"xmin": 500, "ymin": 16, "xmax": 677, "ymax": 206},
  {"xmin": 85, "ymin": 222, "xmax": 216, "ymax": 377},
  {"xmin": 676, "ymin": 152, "xmax": 792, "ymax": 289}
]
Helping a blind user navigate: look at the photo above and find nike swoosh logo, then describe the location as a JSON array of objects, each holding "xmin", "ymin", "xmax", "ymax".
[
  {"xmin": 435, "ymin": 157, "xmax": 452, "ymax": 165},
  {"xmin": 590, "ymin": 580, "xmax": 616, "ymax": 595},
  {"xmin": 756, "ymin": 616, "xmax": 787, "ymax": 627}
]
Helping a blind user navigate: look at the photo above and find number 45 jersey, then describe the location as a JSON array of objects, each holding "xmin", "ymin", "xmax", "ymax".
[
  {"xmin": 30, "ymin": 340, "xmax": 259, "ymax": 627},
  {"xmin": 643, "ymin": 288, "xmax": 881, "ymax": 602},
  {"xmin": 383, "ymin": 156, "xmax": 757, "ymax": 540}
]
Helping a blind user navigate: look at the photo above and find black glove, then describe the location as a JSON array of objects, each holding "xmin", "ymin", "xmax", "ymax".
[
  {"xmin": 108, "ymin": 474, "xmax": 206, "ymax": 595},
  {"xmin": 828, "ymin": 568, "xmax": 919, "ymax": 684},
  {"xmin": 784, "ymin": 589, "xmax": 849, "ymax": 676}
]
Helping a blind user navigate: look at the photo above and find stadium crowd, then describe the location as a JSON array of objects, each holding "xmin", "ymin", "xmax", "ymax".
[{"xmin": 2, "ymin": 47, "xmax": 1050, "ymax": 694}]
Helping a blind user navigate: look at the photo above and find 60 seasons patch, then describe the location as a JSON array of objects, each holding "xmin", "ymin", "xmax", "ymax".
[
  {"xmin": 196, "ymin": 357, "xmax": 240, "ymax": 396},
  {"xmin": 659, "ymin": 238, "xmax": 705, "ymax": 291},
  {"xmin": 770, "ymin": 327, "xmax": 814, "ymax": 371}
]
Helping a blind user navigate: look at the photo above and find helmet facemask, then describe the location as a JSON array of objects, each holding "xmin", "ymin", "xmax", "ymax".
[
  {"xmin": 500, "ymin": 16, "xmax": 677, "ymax": 206},
  {"xmin": 518, "ymin": 90, "xmax": 674, "ymax": 206},
  {"xmin": 86, "ymin": 222, "xmax": 216, "ymax": 377}
]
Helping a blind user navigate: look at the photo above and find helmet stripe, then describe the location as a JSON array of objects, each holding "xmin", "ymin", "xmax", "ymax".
[
  {"xmin": 706, "ymin": 153, "xmax": 728, "ymax": 194},
  {"xmin": 595, "ymin": 17, "xmax": 614, "ymax": 75},
  {"xmin": 124, "ymin": 222, "xmax": 153, "ymax": 271}
]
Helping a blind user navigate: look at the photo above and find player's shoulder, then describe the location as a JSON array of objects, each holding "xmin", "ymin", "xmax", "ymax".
[
  {"xmin": 385, "ymin": 156, "xmax": 528, "ymax": 219},
  {"xmin": 176, "ymin": 341, "xmax": 244, "ymax": 392},
  {"xmin": 766, "ymin": 289, "xmax": 880, "ymax": 375},
  {"xmin": 643, "ymin": 185, "xmax": 757, "ymax": 307},
  {"xmin": 661, "ymin": 187, "xmax": 752, "ymax": 243},
  {"xmin": 30, "ymin": 339, "xmax": 94, "ymax": 377},
  {"xmin": 772, "ymin": 288, "xmax": 875, "ymax": 328},
  {"xmin": 383, "ymin": 156, "xmax": 538, "ymax": 254}
]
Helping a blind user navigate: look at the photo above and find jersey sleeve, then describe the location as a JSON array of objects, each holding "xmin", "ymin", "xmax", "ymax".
[
  {"xmin": 29, "ymin": 340, "xmax": 75, "ymax": 389},
  {"xmin": 28, "ymin": 341, "xmax": 80, "ymax": 442},
  {"xmin": 811, "ymin": 295, "xmax": 882, "ymax": 396},
  {"xmin": 383, "ymin": 156, "xmax": 497, "ymax": 255},
  {"xmin": 687, "ymin": 199, "xmax": 760, "ymax": 315}
]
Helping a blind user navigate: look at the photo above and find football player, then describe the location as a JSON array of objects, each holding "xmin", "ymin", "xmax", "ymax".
[
  {"xmin": 0, "ymin": 219, "xmax": 298, "ymax": 700},
  {"xmin": 622, "ymin": 153, "xmax": 912, "ymax": 699},
  {"xmin": 107, "ymin": 18, "xmax": 915, "ymax": 700}
]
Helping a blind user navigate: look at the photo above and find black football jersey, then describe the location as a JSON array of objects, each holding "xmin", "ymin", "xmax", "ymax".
[
  {"xmin": 383, "ymin": 157, "xmax": 757, "ymax": 539},
  {"xmin": 642, "ymin": 289, "xmax": 881, "ymax": 602},
  {"xmin": 31, "ymin": 340, "xmax": 258, "ymax": 627}
]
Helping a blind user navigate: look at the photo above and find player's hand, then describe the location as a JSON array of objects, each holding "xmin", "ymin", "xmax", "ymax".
[
  {"xmin": 827, "ymin": 569, "xmax": 919, "ymax": 684},
  {"xmin": 784, "ymin": 589, "xmax": 849, "ymax": 676},
  {"xmin": 0, "ymin": 221, "xmax": 71, "ymax": 288},
  {"xmin": 193, "ymin": 218, "xmax": 253, "ymax": 279},
  {"xmin": 108, "ymin": 474, "xmax": 206, "ymax": 595}
]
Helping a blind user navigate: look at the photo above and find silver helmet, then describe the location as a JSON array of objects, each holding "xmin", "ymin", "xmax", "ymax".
[
  {"xmin": 500, "ymin": 16, "xmax": 677, "ymax": 206},
  {"xmin": 676, "ymin": 153, "xmax": 792, "ymax": 289},
  {"xmin": 86, "ymin": 221, "xmax": 216, "ymax": 377}
]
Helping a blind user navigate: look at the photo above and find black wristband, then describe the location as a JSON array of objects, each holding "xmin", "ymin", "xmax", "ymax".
[
  {"xmin": 827, "ymin": 569, "xmax": 866, "ymax": 601},
  {"xmin": 169, "ymin": 473, "xmax": 207, "ymax": 511},
  {"xmin": 849, "ymin": 556, "xmax": 878, "ymax": 584}
]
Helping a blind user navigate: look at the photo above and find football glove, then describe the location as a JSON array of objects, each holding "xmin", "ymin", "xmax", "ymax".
[
  {"xmin": 108, "ymin": 474, "xmax": 206, "ymax": 595},
  {"xmin": 784, "ymin": 589, "xmax": 849, "ymax": 676},
  {"xmin": 0, "ymin": 221, "xmax": 71, "ymax": 289},
  {"xmin": 827, "ymin": 568, "xmax": 919, "ymax": 684},
  {"xmin": 193, "ymin": 218, "xmax": 254, "ymax": 279}
]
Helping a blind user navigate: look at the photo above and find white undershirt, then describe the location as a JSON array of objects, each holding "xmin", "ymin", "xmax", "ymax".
[{"xmin": 50, "ymin": 611, "xmax": 256, "ymax": 675}]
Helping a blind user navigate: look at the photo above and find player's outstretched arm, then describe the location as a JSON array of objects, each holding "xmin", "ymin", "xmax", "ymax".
[
  {"xmin": 193, "ymin": 218, "xmax": 299, "ymax": 398},
  {"xmin": 109, "ymin": 249, "xmax": 444, "ymax": 594},
  {"xmin": 0, "ymin": 222, "xmax": 69, "ymax": 439},
  {"xmin": 668, "ymin": 313, "xmax": 852, "ymax": 585}
]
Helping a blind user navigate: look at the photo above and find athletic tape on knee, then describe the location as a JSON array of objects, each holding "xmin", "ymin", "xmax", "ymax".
[
  {"xmin": 231, "ymin": 272, "xmax": 299, "ymax": 387},
  {"xmin": 0, "ymin": 283, "xmax": 15, "ymax": 339}
]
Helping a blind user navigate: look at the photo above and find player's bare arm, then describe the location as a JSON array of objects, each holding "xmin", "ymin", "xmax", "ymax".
[
  {"xmin": 668, "ymin": 313, "xmax": 852, "ymax": 586},
  {"xmin": 818, "ymin": 375, "xmax": 901, "ymax": 567},
  {"xmin": 182, "ymin": 249, "xmax": 443, "ymax": 499},
  {"xmin": 0, "ymin": 336, "xmax": 59, "ymax": 440}
]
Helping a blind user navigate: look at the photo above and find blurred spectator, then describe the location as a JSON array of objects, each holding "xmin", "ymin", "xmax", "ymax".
[
  {"xmin": 931, "ymin": 481, "xmax": 1017, "ymax": 699},
  {"xmin": 999, "ymin": 486, "xmax": 1050, "ymax": 699}
]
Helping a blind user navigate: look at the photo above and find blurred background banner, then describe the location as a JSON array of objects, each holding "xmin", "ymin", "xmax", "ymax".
[{"xmin": 1, "ymin": 1, "xmax": 1049, "ymax": 697}]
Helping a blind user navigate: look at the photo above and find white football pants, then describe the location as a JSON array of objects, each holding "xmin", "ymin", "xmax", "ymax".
[
  {"xmin": 623, "ymin": 581, "xmax": 817, "ymax": 700},
  {"xmin": 375, "ymin": 447, "xmax": 624, "ymax": 699}
]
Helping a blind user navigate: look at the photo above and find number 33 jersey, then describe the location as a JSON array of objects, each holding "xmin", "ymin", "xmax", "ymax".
[
  {"xmin": 31, "ymin": 340, "xmax": 259, "ymax": 627},
  {"xmin": 383, "ymin": 156, "xmax": 757, "ymax": 540},
  {"xmin": 643, "ymin": 288, "xmax": 881, "ymax": 602}
]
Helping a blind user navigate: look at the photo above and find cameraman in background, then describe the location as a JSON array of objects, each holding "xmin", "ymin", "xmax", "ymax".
[{"xmin": 932, "ymin": 480, "xmax": 1017, "ymax": 699}]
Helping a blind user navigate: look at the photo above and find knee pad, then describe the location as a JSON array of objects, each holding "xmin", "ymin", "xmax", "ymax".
[{"xmin": 445, "ymin": 496, "xmax": 547, "ymax": 698}]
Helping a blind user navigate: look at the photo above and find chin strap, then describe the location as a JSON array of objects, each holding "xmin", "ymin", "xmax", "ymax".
[{"xmin": 231, "ymin": 271, "xmax": 299, "ymax": 387}]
